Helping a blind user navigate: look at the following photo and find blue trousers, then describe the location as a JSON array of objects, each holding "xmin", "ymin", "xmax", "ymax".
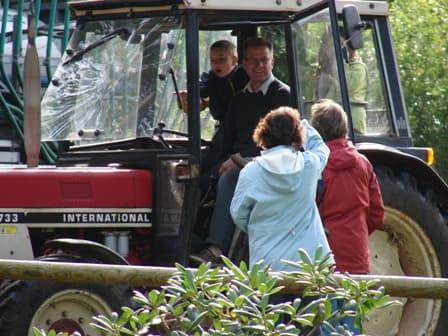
[
  {"xmin": 206, "ymin": 165, "xmax": 241, "ymax": 252},
  {"xmin": 331, "ymin": 299, "xmax": 361, "ymax": 334}
]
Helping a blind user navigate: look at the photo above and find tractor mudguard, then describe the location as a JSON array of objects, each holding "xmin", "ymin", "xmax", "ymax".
[{"xmin": 44, "ymin": 238, "xmax": 129, "ymax": 265}]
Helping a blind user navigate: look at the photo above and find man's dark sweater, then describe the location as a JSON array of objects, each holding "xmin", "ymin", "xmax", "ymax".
[{"xmin": 222, "ymin": 78, "xmax": 291, "ymax": 158}]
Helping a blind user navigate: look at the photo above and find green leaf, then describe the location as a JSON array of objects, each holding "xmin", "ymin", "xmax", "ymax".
[
  {"xmin": 297, "ymin": 248, "xmax": 313, "ymax": 266},
  {"xmin": 222, "ymin": 255, "xmax": 246, "ymax": 280},
  {"xmin": 32, "ymin": 328, "xmax": 45, "ymax": 336}
]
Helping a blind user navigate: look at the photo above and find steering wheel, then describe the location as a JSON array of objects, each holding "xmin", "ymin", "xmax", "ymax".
[{"xmin": 152, "ymin": 121, "xmax": 210, "ymax": 149}]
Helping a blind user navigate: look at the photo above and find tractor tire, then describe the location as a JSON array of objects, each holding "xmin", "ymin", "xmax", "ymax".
[
  {"xmin": 0, "ymin": 279, "xmax": 133, "ymax": 336},
  {"xmin": 364, "ymin": 165, "xmax": 448, "ymax": 336}
]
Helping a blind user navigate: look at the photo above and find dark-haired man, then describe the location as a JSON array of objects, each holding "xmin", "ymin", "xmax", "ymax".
[{"xmin": 191, "ymin": 37, "xmax": 291, "ymax": 265}]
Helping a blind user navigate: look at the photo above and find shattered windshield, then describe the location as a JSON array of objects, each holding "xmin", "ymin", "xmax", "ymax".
[{"xmin": 41, "ymin": 16, "xmax": 186, "ymax": 144}]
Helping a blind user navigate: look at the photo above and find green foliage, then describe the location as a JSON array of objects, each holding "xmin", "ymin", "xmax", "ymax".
[
  {"xmin": 33, "ymin": 330, "xmax": 81, "ymax": 336},
  {"xmin": 388, "ymin": 0, "xmax": 448, "ymax": 180},
  {"xmin": 34, "ymin": 248, "xmax": 399, "ymax": 336}
]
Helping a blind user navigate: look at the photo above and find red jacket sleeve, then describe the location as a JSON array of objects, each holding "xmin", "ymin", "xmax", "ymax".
[{"xmin": 367, "ymin": 166, "xmax": 385, "ymax": 234}]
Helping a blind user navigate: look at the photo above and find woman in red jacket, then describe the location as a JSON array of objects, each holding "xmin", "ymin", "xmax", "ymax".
[
  {"xmin": 311, "ymin": 99, "xmax": 384, "ymax": 274},
  {"xmin": 311, "ymin": 99, "xmax": 384, "ymax": 334}
]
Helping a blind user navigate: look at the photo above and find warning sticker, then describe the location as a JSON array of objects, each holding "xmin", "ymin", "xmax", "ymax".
[{"xmin": 0, "ymin": 225, "xmax": 17, "ymax": 234}]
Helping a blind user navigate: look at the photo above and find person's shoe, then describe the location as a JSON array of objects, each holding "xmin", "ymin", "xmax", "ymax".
[{"xmin": 189, "ymin": 245, "xmax": 223, "ymax": 266}]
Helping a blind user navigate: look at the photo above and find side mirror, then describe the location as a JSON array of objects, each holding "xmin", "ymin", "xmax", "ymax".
[{"xmin": 342, "ymin": 5, "xmax": 363, "ymax": 50}]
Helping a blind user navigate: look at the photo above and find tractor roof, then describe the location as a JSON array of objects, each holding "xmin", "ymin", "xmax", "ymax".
[{"xmin": 68, "ymin": 0, "xmax": 388, "ymax": 17}]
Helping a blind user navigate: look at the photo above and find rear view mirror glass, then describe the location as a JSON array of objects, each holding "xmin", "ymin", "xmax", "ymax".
[{"xmin": 342, "ymin": 4, "xmax": 363, "ymax": 49}]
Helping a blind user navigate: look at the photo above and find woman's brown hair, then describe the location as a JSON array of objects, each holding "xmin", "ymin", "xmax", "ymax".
[{"xmin": 253, "ymin": 106, "xmax": 305, "ymax": 150}]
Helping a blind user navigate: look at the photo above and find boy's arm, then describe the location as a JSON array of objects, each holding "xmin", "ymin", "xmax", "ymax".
[
  {"xmin": 179, "ymin": 90, "xmax": 209, "ymax": 114},
  {"xmin": 180, "ymin": 70, "xmax": 213, "ymax": 113},
  {"xmin": 199, "ymin": 70, "xmax": 212, "ymax": 98}
]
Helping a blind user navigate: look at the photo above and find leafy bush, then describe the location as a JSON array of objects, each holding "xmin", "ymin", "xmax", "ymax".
[
  {"xmin": 388, "ymin": 0, "xmax": 448, "ymax": 180},
  {"xmin": 33, "ymin": 248, "xmax": 398, "ymax": 336}
]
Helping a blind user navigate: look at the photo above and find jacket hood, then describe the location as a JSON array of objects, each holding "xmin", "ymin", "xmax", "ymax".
[
  {"xmin": 326, "ymin": 138, "xmax": 358, "ymax": 171},
  {"xmin": 255, "ymin": 145, "xmax": 304, "ymax": 193}
]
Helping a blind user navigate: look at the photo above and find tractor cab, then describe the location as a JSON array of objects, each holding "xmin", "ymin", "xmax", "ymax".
[{"xmin": 44, "ymin": 0, "xmax": 402, "ymax": 152}]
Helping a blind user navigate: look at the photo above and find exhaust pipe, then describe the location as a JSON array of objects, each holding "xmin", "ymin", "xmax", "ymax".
[{"xmin": 23, "ymin": 13, "xmax": 41, "ymax": 168}]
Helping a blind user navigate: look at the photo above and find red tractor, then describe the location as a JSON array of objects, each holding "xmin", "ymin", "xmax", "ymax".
[{"xmin": 0, "ymin": 1, "xmax": 447, "ymax": 335}]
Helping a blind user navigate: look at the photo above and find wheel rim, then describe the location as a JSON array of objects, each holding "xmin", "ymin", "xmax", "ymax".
[
  {"xmin": 364, "ymin": 206, "xmax": 441, "ymax": 336},
  {"xmin": 29, "ymin": 288, "xmax": 112, "ymax": 336}
]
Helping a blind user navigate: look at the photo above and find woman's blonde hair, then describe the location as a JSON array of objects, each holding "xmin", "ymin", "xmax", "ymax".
[{"xmin": 310, "ymin": 99, "xmax": 348, "ymax": 142}]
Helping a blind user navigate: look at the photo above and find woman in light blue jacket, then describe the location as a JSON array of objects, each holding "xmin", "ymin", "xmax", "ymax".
[{"xmin": 230, "ymin": 106, "xmax": 333, "ymax": 272}]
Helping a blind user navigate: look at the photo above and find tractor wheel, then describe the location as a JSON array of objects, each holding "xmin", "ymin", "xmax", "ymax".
[
  {"xmin": 364, "ymin": 165, "xmax": 448, "ymax": 336},
  {"xmin": 0, "ymin": 279, "xmax": 132, "ymax": 336}
]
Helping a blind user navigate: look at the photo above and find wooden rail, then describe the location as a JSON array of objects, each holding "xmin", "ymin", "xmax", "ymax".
[{"xmin": 0, "ymin": 259, "xmax": 446, "ymax": 299}]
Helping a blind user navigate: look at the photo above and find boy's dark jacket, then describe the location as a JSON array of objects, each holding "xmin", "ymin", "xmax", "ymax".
[{"xmin": 200, "ymin": 65, "xmax": 248, "ymax": 123}]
